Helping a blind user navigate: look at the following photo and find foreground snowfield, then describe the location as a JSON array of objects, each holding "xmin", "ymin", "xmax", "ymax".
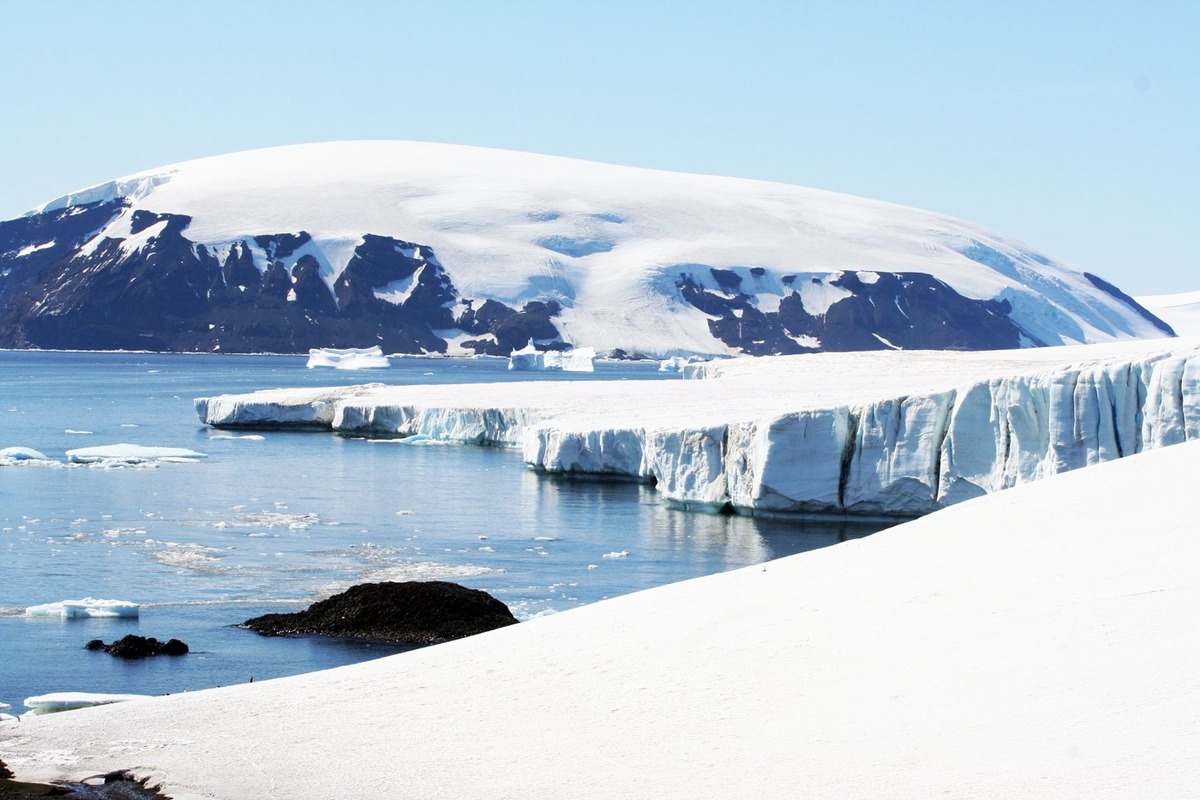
[
  {"xmin": 3, "ymin": 437, "xmax": 1199, "ymax": 798},
  {"xmin": 199, "ymin": 338, "xmax": 1200, "ymax": 515}
]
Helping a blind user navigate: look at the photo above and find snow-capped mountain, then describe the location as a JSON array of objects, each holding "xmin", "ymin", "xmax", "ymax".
[{"xmin": 0, "ymin": 141, "xmax": 1173, "ymax": 355}]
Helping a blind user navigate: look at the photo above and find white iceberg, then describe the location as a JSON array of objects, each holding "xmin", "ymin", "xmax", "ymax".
[
  {"xmin": 508, "ymin": 341, "xmax": 595, "ymax": 372},
  {"xmin": 658, "ymin": 355, "xmax": 705, "ymax": 373},
  {"xmin": 22, "ymin": 692, "xmax": 152, "ymax": 716},
  {"xmin": 306, "ymin": 346, "xmax": 390, "ymax": 370},
  {"xmin": 25, "ymin": 598, "xmax": 140, "ymax": 619},
  {"xmin": 0, "ymin": 446, "xmax": 50, "ymax": 461},
  {"xmin": 65, "ymin": 444, "xmax": 208, "ymax": 464}
]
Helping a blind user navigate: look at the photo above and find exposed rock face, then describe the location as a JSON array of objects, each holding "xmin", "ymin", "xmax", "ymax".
[
  {"xmin": 242, "ymin": 581, "xmax": 519, "ymax": 645},
  {"xmin": 85, "ymin": 635, "xmax": 189, "ymax": 659},
  {"xmin": 0, "ymin": 206, "xmax": 565, "ymax": 355},
  {"xmin": 677, "ymin": 268, "xmax": 1026, "ymax": 355}
]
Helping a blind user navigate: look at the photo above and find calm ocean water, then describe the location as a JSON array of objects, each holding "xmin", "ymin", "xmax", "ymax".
[{"xmin": 0, "ymin": 351, "xmax": 886, "ymax": 713}]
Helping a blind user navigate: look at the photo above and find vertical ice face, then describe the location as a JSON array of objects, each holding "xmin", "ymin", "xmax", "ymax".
[
  {"xmin": 527, "ymin": 349, "xmax": 1200, "ymax": 516},
  {"xmin": 197, "ymin": 344, "xmax": 1200, "ymax": 517}
]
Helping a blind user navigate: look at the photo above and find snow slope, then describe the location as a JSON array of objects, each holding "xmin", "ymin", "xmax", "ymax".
[
  {"xmin": 12, "ymin": 141, "xmax": 1171, "ymax": 355},
  {"xmin": 3, "ymin": 438, "xmax": 1198, "ymax": 799},
  {"xmin": 197, "ymin": 338, "xmax": 1200, "ymax": 516},
  {"xmin": 1137, "ymin": 290, "xmax": 1200, "ymax": 337}
]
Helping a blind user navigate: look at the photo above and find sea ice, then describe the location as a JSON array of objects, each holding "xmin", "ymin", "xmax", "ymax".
[
  {"xmin": 65, "ymin": 444, "xmax": 208, "ymax": 464},
  {"xmin": 22, "ymin": 692, "xmax": 152, "ymax": 716},
  {"xmin": 306, "ymin": 346, "xmax": 390, "ymax": 369},
  {"xmin": 25, "ymin": 598, "xmax": 140, "ymax": 619},
  {"xmin": 0, "ymin": 446, "xmax": 50, "ymax": 461}
]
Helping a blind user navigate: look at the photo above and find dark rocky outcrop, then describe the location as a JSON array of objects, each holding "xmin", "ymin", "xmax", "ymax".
[
  {"xmin": 85, "ymin": 635, "xmax": 189, "ymax": 659},
  {"xmin": 0, "ymin": 207, "xmax": 567, "ymax": 355},
  {"xmin": 0, "ymin": 759, "xmax": 170, "ymax": 799},
  {"xmin": 676, "ymin": 267, "xmax": 1026, "ymax": 355},
  {"xmin": 242, "ymin": 580, "xmax": 518, "ymax": 645}
]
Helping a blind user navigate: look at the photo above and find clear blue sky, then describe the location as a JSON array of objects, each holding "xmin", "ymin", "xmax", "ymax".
[{"xmin": 2, "ymin": 0, "xmax": 1196, "ymax": 293}]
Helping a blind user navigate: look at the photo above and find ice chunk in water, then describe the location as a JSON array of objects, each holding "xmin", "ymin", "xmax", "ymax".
[
  {"xmin": 0, "ymin": 446, "xmax": 50, "ymax": 461},
  {"xmin": 23, "ymin": 692, "xmax": 152, "ymax": 715},
  {"xmin": 26, "ymin": 598, "xmax": 141, "ymax": 619},
  {"xmin": 508, "ymin": 341, "xmax": 595, "ymax": 372},
  {"xmin": 307, "ymin": 346, "xmax": 390, "ymax": 369},
  {"xmin": 65, "ymin": 444, "xmax": 207, "ymax": 463}
]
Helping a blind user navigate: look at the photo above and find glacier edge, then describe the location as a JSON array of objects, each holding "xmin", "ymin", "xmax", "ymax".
[{"xmin": 196, "ymin": 343, "xmax": 1200, "ymax": 517}]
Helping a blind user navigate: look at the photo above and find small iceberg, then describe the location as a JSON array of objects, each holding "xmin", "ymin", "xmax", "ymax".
[
  {"xmin": 307, "ymin": 346, "xmax": 391, "ymax": 370},
  {"xmin": 658, "ymin": 355, "xmax": 705, "ymax": 373},
  {"xmin": 23, "ymin": 692, "xmax": 152, "ymax": 716},
  {"xmin": 0, "ymin": 446, "xmax": 50, "ymax": 462},
  {"xmin": 65, "ymin": 444, "xmax": 208, "ymax": 464},
  {"xmin": 26, "ymin": 598, "xmax": 141, "ymax": 619},
  {"xmin": 508, "ymin": 341, "xmax": 595, "ymax": 372}
]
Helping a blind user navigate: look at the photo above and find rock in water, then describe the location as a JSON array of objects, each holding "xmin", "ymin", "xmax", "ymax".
[
  {"xmin": 242, "ymin": 581, "xmax": 518, "ymax": 645},
  {"xmin": 85, "ymin": 635, "xmax": 189, "ymax": 659}
]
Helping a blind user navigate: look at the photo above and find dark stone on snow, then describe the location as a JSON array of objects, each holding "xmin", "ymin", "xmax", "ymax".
[
  {"xmin": 85, "ymin": 634, "xmax": 189, "ymax": 659},
  {"xmin": 242, "ymin": 580, "xmax": 519, "ymax": 645}
]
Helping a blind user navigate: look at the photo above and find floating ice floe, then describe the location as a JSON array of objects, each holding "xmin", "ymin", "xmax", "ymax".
[
  {"xmin": 307, "ymin": 346, "xmax": 391, "ymax": 370},
  {"xmin": 0, "ymin": 446, "xmax": 50, "ymax": 461},
  {"xmin": 23, "ymin": 692, "xmax": 152, "ymax": 716},
  {"xmin": 65, "ymin": 444, "xmax": 208, "ymax": 464},
  {"xmin": 508, "ymin": 341, "xmax": 595, "ymax": 372},
  {"xmin": 26, "ymin": 598, "xmax": 141, "ymax": 619}
]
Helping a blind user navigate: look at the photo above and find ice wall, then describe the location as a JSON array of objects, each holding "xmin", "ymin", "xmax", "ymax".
[
  {"xmin": 526, "ymin": 350, "xmax": 1200, "ymax": 516},
  {"xmin": 197, "ymin": 347, "xmax": 1200, "ymax": 517}
]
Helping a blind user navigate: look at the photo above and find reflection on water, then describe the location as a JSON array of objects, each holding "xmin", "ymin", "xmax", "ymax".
[{"xmin": 0, "ymin": 351, "xmax": 897, "ymax": 710}]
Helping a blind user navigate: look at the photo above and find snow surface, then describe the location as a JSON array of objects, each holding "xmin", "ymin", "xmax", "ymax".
[
  {"xmin": 23, "ymin": 140, "xmax": 1172, "ymax": 356},
  {"xmin": 24, "ymin": 599, "xmax": 140, "ymax": 619},
  {"xmin": 4, "ymin": 440, "xmax": 1200, "ymax": 798},
  {"xmin": 64, "ymin": 444, "xmax": 208, "ymax": 464},
  {"xmin": 1137, "ymin": 290, "xmax": 1200, "ymax": 337},
  {"xmin": 197, "ymin": 338, "xmax": 1200, "ymax": 516},
  {"xmin": 306, "ymin": 346, "xmax": 391, "ymax": 370}
]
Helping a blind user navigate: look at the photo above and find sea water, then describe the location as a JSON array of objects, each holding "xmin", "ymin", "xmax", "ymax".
[{"xmin": 0, "ymin": 351, "xmax": 887, "ymax": 713}]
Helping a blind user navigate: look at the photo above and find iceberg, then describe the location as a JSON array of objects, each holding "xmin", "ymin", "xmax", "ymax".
[
  {"xmin": 0, "ymin": 446, "xmax": 50, "ymax": 461},
  {"xmin": 22, "ymin": 692, "xmax": 152, "ymax": 716},
  {"xmin": 508, "ymin": 342, "xmax": 595, "ymax": 372},
  {"xmin": 64, "ymin": 444, "xmax": 208, "ymax": 464},
  {"xmin": 198, "ymin": 339, "xmax": 1200, "ymax": 517},
  {"xmin": 25, "ymin": 598, "xmax": 140, "ymax": 619},
  {"xmin": 306, "ymin": 346, "xmax": 390, "ymax": 370}
]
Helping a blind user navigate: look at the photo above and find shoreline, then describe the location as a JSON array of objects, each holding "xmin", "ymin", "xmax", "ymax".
[{"xmin": 0, "ymin": 759, "xmax": 166, "ymax": 799}]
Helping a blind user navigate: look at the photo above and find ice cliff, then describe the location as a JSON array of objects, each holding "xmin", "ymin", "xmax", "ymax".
[{"xmin": 197, "ymin": 340, "xmax": 1200, "ymax": 517}]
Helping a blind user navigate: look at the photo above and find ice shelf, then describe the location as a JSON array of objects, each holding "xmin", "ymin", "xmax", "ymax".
[{"xmin": 196, "ymin": 339, "xmax": 1200, "ymax": 516}]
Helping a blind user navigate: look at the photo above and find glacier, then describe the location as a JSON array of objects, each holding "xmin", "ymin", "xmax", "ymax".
[{"xmin": 196, "ymin": 339, "xmax": 1200, "ymax": 517}]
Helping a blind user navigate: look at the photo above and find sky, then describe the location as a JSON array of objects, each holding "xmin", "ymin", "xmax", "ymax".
[{"xmin": 1, "ymin": 0, "xmax": 1196, "ymax": 294}]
